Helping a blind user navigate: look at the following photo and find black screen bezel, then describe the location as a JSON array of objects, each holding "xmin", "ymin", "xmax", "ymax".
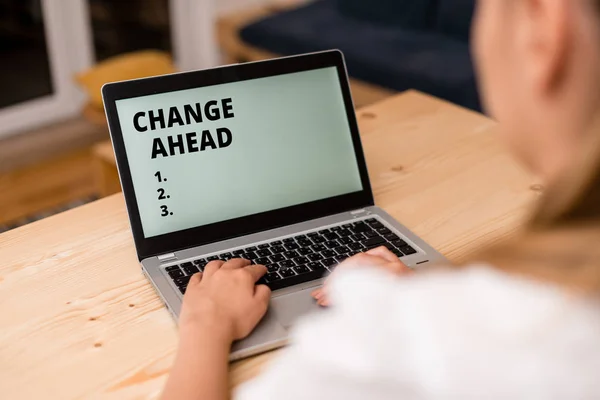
[{"xmin": 102, "ymin": 50, "xmax": 374, "ymax": 260}]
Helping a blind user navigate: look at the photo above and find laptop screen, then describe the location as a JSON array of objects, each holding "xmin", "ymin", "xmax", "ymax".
[{"xmin": 115, "ymin": 66, "xmax": 363, "ymax": 238}]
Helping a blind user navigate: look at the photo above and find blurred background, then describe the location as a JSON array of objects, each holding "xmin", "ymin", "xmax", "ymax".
[{"xmin": 0, "ymin": 0, "xmax": 478, "ymax": 233}]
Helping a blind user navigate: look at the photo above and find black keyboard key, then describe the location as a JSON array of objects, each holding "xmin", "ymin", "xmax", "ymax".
[
  {"xmin": 266, "ymin": 267, "xmax": 328, "ymax": 291},
  {"xmin": 246, "ymin": 246, "xmax": 257, "ymax": 252},
  {"xmin": 183, "ymin": 265, "xmax": 199, "ymax": 275},
  {"xmin": 308, "ymin": 261, "xmax": 326, "ymax": 271},
  {"xmin": 377, "ymin": 227, "xmax": 392, "ymax": 235},
  {"xmin": 337, "ymin": 229, "xmax": 352, "ymax": 237},
  {"xmin": 371, "ymin": 222, "xmax": 384, "ymax": 229},
  {"xmin": 307, "ymin": 232, "xmax": 319, "ymax": 237},
  {"xmin": 335, "ymin": 255, "xmax": 348, "ymax": 262},
  {"xmin": 318, "ymin": 228, "xmax": 330, "ymax": 234},
  {"xmin": 311, "ymin": 244, "xmax": 326, "ymax": 252},
  {"xmin": 391, "ymin": 239, "xmax": 408, "ymax": 248},
  {"xmin": 324, "ymin": 232, "xmax": 339, "ymax": 241},
  {"xmin": 232, "ymin": 250, "xmax": 245, "ymax": 256},
  {"xmin": 174, "ymin": 276, "xmax": 191, "ymax": 286},
  {"xmin": 165, "ymin": 265, "xmax": 180, "ymax": 272},
  {"xmin": 352, "ymin": 223, "xmax": 371, "ymax": 233},
  {"xmin": 296, "ymin": 234, "xmax": 307, "ymax": 240},
  {"xmin": 339, "ymin": 237, "xmax": 353, "ymax": 245},
  {"xmin": 392, "ymin": 248, "xmax": 404, "ymax": 257},
  {"xmin": 256, "ymin": 249, "xmax": 272, "ymax": 257},
  {"xmin": 322, "ymin": 249, "xmax": 336, "ymax": 258},
  {"xmin": 279, "ymin": 267, "xmax": 296, "ymax": 278},
  {"xmin": 207, "ymin": 255, "xmax": 219, "ymax": 261},
  {"xmin": 325, "ymin": 240, "xmax": 339, "ymax": 249},
  {"xmin": 297, "ymin": 238, "xmax": 312, "ymax": 247},
  {"xmin": 384, "ymin": 233, "xmax": 400, "ymax": 242},
  {"xmin": 220, "ymin": 252, "xmax": 233, "ymax": 260},
  {"xmin": 168, "ymin": 269, "xmax": 184, "ymax": 279},
  {"xmin": 178, "ymin": 286, "xmax": 187, "ymax": 294},
  {"xmin": 192, "ymin": 258, "xmax": 206, "ymax": 265},
  {"xmin": 363, "ymin": 231, "xmax": 378, "ymax": 238},
  {"xmin": 267, "ymin": 263, "xmax": 280, "ymax": 272},
  {"xmin": 330, "ymin": 226, "xmax": 341, "ymax": 232},
  {"xmin": 264, "ymin": 272, "xmax": 282, "ymax": 282},
  {"xmin": 280, "ymin": 260, "xmax": 295, "ymax": 269},
  {"xmin": 334, "ymin": 246, "xmax": 350, "ymax": 255},
  {"xmin": 271, "ymin": 245, "xmax": 285, "ymax": 254},
  {"xmin": 255, "ymin": 257, "xmax": 270, "ymax": 265},
  {"xmin": 293, "ymin": 256, "xmax": 309, "ymax": 266},
  {"xmin": 322, "ymin": 258, "xmax": 337, "ymax": 267},
  {"xmin": 270, "ymin": 253, "xmax": 285, "ymax": 262},
  {"xmin": 307, "ymin": 253, "xmax": 323, "ymax": 261},
  {"xmin": 284, "ymin": 250, "xmax": 299, "ymax": 259},
  {"xmin": 312, "ymin": 235, "xmax": 326, "ymax": 243},
  {"xmin": 297, "ymin": 247, "xmax": 312, "ymax": 256},
  {"xmin": 258, "ymin": 244, "xmax": 270, "ymax": 249},
  {"xmin": 365, "ymin": 218, "xmax": 377, "ymax": 224},
  {"xmin": 363, "ymin": 236, "xmax": 386, "ymax": 248},
  {"xmin": 271, "ymin": 240, "xmax": 282, "ymax": 245},
  {"xmin": 195, "ymin": 263, "xmax": 207, "ymax": 271},
  {"xmin": 284, "ymin": 242, "xmax": 299, "ymax": 250},
  {"xmin": 269, "ymin": 254, "xmax": 285, "ymax": 262},
  {"xmin": 283, "ymin": 238, "xmax": 295, "ymax": 244},
  {"xmin": 400, "ymin": 246, "xmax": 417, "ymax": 255},
  {"xmin": 348, "ymin": 242, "xmax": 364, "ymax": 251},
  {"xmin": 383, "ymin": 243, "xmax": 397, "ymax": 252},
  {"xmin": 293, "ymin": 265, "xmax": 311, "ymax": 275},
  {"xmin": 351, "ymin": 233, "xmax": 365, "ymax": 241},
  {"xmin": 242, "ymin": 252, "xmax": 257, "ymax": 260}
]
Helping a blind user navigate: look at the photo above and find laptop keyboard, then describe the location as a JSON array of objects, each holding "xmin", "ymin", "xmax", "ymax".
[{"xmin": 164, "ymin": 218, "xmax": 417, "ymax": 295}]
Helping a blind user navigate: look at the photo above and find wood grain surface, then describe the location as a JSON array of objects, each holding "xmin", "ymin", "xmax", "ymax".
[{"xmin": 0, "ymin": 91, "xmax": 538, "ymax": 399}]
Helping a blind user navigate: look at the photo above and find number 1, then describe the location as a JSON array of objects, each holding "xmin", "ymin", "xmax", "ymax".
[{"xmin": 155, "ymin": 171, "xmax": 163, "ymax": 183}]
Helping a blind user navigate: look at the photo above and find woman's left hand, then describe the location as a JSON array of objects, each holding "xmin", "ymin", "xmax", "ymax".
[
  {"xmin": 179, "ymin": 258, "xmax": 271, "ymax": 342},
  {"xmin": 311, "ymin": 246, "xmax": 412, "ymax": 307}
]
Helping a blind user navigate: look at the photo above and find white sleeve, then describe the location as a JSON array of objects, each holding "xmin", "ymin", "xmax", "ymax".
[
  {"xmin": 234, "ymin": 268, "xmax": 422, "ymax": 400},
  {"xmin": 234, "ymin": 265, "xmax": 593, "ymax": 400}
]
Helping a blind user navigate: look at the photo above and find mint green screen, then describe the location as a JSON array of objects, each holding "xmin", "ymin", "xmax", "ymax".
[{"xmin": 116, "ymin": 67, "xmax": 363, "ymax": 238}]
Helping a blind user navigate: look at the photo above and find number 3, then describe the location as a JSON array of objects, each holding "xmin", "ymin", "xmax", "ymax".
[{"xmin": 161, "ymin": 205, "xmax": 169, "ymax": 217}]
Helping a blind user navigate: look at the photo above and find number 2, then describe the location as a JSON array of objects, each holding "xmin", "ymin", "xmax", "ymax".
[
  {"xmin": 161, "ymin": 205, "xmax": 169, "ymax": 217},
  {"xmin": 157, "ymin": 188, "xmax": 166, "ymax": 200}
]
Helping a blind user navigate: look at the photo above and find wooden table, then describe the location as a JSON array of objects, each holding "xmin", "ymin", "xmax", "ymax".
[{"xmin": 0, "ymin": 91, "xmax": 540, "ymax": 399}]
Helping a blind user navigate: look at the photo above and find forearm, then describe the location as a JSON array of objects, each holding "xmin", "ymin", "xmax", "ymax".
[{"xmin": 161, "ymin": 326, "xmax": 232, "ymax": 400}]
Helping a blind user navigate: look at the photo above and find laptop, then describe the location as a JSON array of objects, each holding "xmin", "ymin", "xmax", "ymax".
[{"xmin": 102, "ymin": 50, "xmax": 446, "ymax": 360}]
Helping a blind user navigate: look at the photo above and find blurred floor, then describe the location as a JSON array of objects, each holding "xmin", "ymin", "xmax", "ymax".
[{"xmin": 0, "ymin": 195, "xmax": 98, "ymax": 234}]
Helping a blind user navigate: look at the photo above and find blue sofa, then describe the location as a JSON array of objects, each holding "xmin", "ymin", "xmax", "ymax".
[{"xmin": 240, "ymin": 0, "xmax": 481, "ymax": 112}]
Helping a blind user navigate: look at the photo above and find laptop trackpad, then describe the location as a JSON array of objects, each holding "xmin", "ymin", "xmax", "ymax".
[{"xmin": 272, "ymin": 287, "xmax": 322, "ymax": 329}]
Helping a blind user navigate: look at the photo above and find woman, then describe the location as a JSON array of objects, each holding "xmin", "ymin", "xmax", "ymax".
[{"xmin": 162, "ymin": 0, "xmax": 600, "ymax": 398}]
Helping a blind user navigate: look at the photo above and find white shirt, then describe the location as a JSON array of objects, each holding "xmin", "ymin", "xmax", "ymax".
[{"xmin": 236, "ymin": 266, "xmax": 600, "ymax": 399}]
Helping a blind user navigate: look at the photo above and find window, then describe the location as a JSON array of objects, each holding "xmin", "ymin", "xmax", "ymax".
[{"xmin": 0, "ymin": 0, "xmax": 217, "ymax": 138}]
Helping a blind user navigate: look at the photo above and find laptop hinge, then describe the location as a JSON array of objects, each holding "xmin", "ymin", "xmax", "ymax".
[{"xmin": 157, "ymin": 253, "xmax": 177, "ymax": 263}]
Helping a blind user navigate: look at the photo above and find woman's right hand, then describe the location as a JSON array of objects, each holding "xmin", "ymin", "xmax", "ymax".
[{"xmin": 311, "ymin": 246, "xmax": 413, "ymax": 307}]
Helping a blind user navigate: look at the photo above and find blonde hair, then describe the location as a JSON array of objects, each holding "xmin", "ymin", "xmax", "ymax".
[{"xmin": 471, "ymin": 110, "xmax": 600, "ymax": 293}]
